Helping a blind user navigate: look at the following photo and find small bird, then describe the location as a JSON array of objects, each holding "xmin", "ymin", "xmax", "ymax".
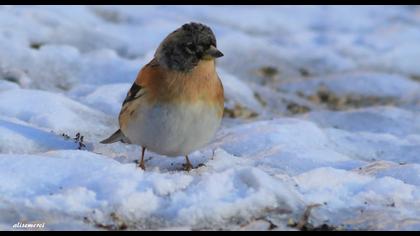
[{"xmin": 101, "ymin": 22, "xmax": 224, "ymax": 171}]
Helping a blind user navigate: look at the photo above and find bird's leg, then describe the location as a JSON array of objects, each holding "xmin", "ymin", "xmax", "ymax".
[
  {"xmin": 139, "ymin": 147, "xmax": 146, "ymax": 170},
  {"xmin": 183, "ymin": 155, "xmax": 193, "ymax": 171}
]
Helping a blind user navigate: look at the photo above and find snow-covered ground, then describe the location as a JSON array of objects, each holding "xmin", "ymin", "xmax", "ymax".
[{"xmin": 1, "ymin": 5, "xmax": 420, "ymax": 231}]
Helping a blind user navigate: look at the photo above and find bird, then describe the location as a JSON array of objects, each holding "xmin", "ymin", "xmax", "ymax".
[{"xmin": 100, "ymin": 22, "xmax": 224, "ymax": 171}]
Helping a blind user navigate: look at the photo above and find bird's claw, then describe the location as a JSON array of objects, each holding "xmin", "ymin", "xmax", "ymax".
[
  {"xmin": 138, "ymin": 162, "xmax": 146, "ymax": 171},
  {"xmin": 182, "ymin": 163, "xmax": 206, "ymax": 171}
]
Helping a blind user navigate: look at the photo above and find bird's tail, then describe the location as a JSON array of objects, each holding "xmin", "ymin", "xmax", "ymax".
[{"xmin": 100, "ymin": 129, "xmax": 130, "ymax": 144}]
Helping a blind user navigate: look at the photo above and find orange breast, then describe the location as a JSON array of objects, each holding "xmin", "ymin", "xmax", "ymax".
[{"xmin": 136, "ymin": 59, "xmax": 224, "ymax": 117}]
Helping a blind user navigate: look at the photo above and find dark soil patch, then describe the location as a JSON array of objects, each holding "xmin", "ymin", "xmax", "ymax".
[
  {"xmin": 224, "ymin": 103, "xmax": 258, "ymax": 119},
  {"xmin": 302, "ymin": 87, "xmax": 396, "ymax": 110}
]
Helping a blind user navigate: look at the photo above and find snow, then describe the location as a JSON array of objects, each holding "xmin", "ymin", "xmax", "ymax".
[
  {"xmin": 306, "ymin": 106, "xmax": 420, "ymax": 137},
  {"xmin": 0, "ymin": 118, "xmax": 78, "ymax": 154},
  {"xmin": 0, "ymin": 5, "xmax": 420, "ymax": 231},
  {"xmin": 0, "ymin": 150, "xmax": 300, "ymax": 230},
  {"xmin": 218, "ymin": 69, "xmax": 262, "ymax": 113},
  {"xmin": 71, "ymin": 83, "xmax": 132, "ymax": 116},
  {"xmin": 281, "ymin": 72, "xmax": 420, "ymax": 100},
  {"xmin": 0, "ymin": 89, "xmax": 114, "ymax": 138}
]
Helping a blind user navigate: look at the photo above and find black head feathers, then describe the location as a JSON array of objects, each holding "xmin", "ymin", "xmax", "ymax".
[{"xmin": 155, "ymin": 22, "xmax": 220, "ymax": 71}]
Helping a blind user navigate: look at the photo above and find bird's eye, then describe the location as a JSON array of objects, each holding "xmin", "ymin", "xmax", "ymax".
[{"xmin": 185, "ymin": 42, "xmax": 195, "ymax": 54}]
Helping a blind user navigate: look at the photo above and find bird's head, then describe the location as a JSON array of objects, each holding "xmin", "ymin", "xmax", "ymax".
[{"xmin": 155, "ymin": 22, "xmax": 223, "ymax": 72}]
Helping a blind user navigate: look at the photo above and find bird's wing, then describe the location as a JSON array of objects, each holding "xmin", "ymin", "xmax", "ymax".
[
  {"xmin": 117, "ymin": 58, "xmax": 164, "ymax": 132},
  {"xmin": 121, "ymin": 82, "xmax": 144, "ymax": 106},
  {"xmin": 120, "ymin": 58, "xmax": 160, "ymax": 107}
]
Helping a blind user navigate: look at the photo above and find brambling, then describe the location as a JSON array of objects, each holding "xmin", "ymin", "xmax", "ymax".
[{"xmin": 101, "ymin": 22, "xmax": 224, "ymax": 171}]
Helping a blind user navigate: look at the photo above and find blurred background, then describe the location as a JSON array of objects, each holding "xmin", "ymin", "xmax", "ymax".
[{"xmin": 1, "ymin": 5, "xmax": 419, "ymax": 124}]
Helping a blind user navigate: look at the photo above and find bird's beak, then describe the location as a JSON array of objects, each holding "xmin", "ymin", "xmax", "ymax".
[{"xmin": 205, "ymin": 45, "xmax": 224, "ymax": 58}]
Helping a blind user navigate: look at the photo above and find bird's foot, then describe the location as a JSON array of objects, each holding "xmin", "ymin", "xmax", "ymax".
[
  {"xmin": 182, "ymin": 162, "xmax": 193, "ymax": 172},
  {"xmin": 182, "ymin": 163, "xmax": 206, "ymax": 171},
  {"xmin": 138, "ymin": 162, "xmax": 146, "ymax": 171}
]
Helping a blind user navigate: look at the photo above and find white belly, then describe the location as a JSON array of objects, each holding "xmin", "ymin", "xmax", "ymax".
[{"xmin": 123, "ymin": 102, "xmax": 222, "ymax": 157}]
